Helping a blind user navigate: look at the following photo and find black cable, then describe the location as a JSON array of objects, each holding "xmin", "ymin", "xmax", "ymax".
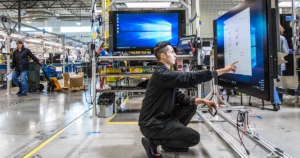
[
  {"xmin": 91, "ymin": 0, "xmax": 97, "ymax": 29},
  {"xmin": 220, "ymin": 112, "xmax": 259, "ymax": 153},
  {"xmin": 236, "ymin": 111, "xmax": 250, "ymax": 155},
  {"xmin": 84, "ymin": 78, "xmax": 99, "ymax": 105},
  {"xmin": 220, "ymin": 121, "xmax": 240, "ymax": 142},
  {"xmin": 85, "ymin": 0, "xmax": 99, "ymax": 105}
]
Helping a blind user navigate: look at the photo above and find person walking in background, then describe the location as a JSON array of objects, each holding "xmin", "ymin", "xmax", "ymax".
[
  {"xmin": 279, "ymin": 25, "xmax": 289, "ymax": 102},
  {"xmin": 10, "ymin": 40, "xmax": 41, "ymax": 96}
]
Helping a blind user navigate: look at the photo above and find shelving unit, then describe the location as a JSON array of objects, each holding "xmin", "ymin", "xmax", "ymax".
[
  {"xmin": 100, "ymin": 73, "xmax": 152, "ymax": 77},
  {"xmin": 98, "ymin": 55, "xmax": 196, "ymax": 61},
  {"xmin": 0, "ymin": 63, "xmax": 7, "ymax": 88},
  {"xmin": 96, "ymin": 88, "xmax": 146, "ymax": 93},
  {"xmin": 98, "ymin": 55, "xmax": 196, "ymax": 93}
]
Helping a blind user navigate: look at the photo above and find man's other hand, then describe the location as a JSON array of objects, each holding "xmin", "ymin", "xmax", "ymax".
[
  {"xmin": 195, "ymin": 98, "xmax": 217, "ymax": 111},
  {"xmin": 203, "ymin": 99, "xmax": 217, "ymax": 111}
]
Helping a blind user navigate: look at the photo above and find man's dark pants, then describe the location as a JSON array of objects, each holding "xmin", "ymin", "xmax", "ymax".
[{"xmin": 141, "ymin": 104, "xmax": 200, "ymax": 148}]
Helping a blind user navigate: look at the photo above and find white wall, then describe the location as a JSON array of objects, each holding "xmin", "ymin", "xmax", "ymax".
[{"xmin": 191, "ymin": 0, "xmax": 244, "ymax": 38}]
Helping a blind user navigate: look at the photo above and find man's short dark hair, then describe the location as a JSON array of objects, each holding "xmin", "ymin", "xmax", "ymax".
[{"xmin": 154, "ymin": 41, "xmax": 171, "ymax": 60}]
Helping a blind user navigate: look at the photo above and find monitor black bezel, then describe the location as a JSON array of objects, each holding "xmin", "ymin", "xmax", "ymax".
[
  {"xmin": 110, "ymin": 10, "xmax": 185, "ymax": 52},
  {"xmin": 214, "ymin": 0, "xmax": 278, "ymax": 101}
]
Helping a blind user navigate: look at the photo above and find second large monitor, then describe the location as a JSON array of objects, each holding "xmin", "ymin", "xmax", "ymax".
[{"xmin": 215, "ymin": 0, "xmax": 279, "ymax": 101}]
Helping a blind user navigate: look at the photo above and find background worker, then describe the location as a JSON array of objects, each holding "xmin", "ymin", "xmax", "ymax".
[{"xmin": 10, "ymin": 40, "xmax": 41, "ymax": 96}]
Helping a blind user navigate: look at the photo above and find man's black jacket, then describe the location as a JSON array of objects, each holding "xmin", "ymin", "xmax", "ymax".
[
  {"xmin": 11, "ymin": 48, "xmax": 40, "ymax": 71},
  {"xmin": 138, "ymin": 62, "xmax": 217, "ymax": 130}
]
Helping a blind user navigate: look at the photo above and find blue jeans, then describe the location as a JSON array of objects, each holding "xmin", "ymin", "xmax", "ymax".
[
  {"xmin": 273, "ymin": 87, "xmax": 280, "ymax": 104},
  {"xmin": 12, "ymin": 71, "xmax": 28, "ymax": 94},
  {"xmin": 277, "ymin": 71, "xmax": 284, "ymax": 102}
]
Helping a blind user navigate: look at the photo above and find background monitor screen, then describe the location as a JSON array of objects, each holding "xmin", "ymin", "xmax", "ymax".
[
  {"xmin": 177, "ymin": 35, "xmax": 196, "ymax": 54},
  {"xmin": 215, "ymin": 0, "xmax": 275, "ymax": 101},
  {"xmin": 110, "ymin": 10, "xmax": 185, "ymax": 51}
]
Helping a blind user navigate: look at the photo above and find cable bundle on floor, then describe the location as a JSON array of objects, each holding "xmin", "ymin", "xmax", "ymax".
[{"xmin": 236, "ymin": 109, "xmax": 254, "ymax": 155}]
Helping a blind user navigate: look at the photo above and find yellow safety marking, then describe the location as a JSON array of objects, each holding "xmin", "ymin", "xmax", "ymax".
[
  {"xmin": 23, "ymin": 107, "xmax": 92, "ymax": 158},
  {"xmin": 1, "ymin": 97, "xmax": 38, "ymax": 109},
  {"xmin": 106, "ymin": 97, "xmax": 138, "ymax": 124},
  {"xmin": 106, "ymin": 113, "xmax": 117, "ymax": 123},
  {"xmin": 123, "ymin": 97, "xmax": 129, "ymax": 104}
]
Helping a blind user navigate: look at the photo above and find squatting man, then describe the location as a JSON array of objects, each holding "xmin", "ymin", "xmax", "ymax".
[{"xmin": 138, "ymin": 41, "xmax": 238, "ymax": 157}]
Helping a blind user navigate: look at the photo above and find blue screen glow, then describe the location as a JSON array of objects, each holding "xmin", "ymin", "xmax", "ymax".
[
  {"xmin": 116, "ymin": 13, "xmax": 179, "ymax": 49},
  {"xmin": 216, "ymin": 0, "xmax": 270, "ymax": 100}
]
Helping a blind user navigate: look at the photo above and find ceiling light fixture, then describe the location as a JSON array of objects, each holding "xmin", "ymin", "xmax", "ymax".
[
  {"xmin": 0, "ymin": 31, "xmax": 7, "ymax": 36},
  {"xmin": 125, "ymin": 2, "xmax": 171, "ymax": 8},
  {"xmin": 26, "ymin": 38, "xmax": 42, "ymax": 43},
  {"xmin": 96, "ymin": 10, "xmax": 102, "ymax": 14},
  {"xmin": 279, "ymin": 2, "xmax": 300, "ymax": 7},
  {"xmin": 44, "ymin": 41, "xmax": 62, "ymax": 47},
  {"xmin": 76, "ymin": 21, "xmax": 81, "ymax": 25},
  {"xmin": 11, "ymin": 33, "xmax": 26, "ymax": 38}
]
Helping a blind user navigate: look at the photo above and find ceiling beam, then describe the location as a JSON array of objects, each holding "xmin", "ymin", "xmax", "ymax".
[
  {"xmin": 29, "ymin": 1, "xmax": 39, "ymax": 8},
  {"xmin": 57, "ymin": 0, "xmax": 80, "ymax": 18},
  {"xmin": 9, "ymin": 2, "xmax": 18, "ymax": 9},
  {"xmin": 0, "ymin": 0, "xmax": 99, "ymax": 10},
  {"xmin": 0, "ymin": 2, "xmax": 8, "ymax": 8}
]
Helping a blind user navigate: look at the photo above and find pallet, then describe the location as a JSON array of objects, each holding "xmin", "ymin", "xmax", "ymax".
[
  {"xmin": 68, "ymin": 86, "xmax": 84, "ymax": 92},
  {"xmin": 62, "ymin": 84, "xmax": 88, "ymax": 92}
]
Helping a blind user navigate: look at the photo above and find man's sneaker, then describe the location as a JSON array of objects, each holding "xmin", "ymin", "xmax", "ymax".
[
  {"xmin": 141, "ymin": 137, "xmax": 162, "ymax": 158},
  {"xmin": 16, "ymin": 91, "xmax": 22, "ymax": 95},
  {"xmin": 18, "ymin": 93, "xmax": 27, "ymax": 97},
  {"xmin": 161, "ymin": 145, "xmax": 189, "ymax": 152}
]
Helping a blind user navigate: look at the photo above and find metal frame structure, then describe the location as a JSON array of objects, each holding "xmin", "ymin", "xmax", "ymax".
[
  {"xmin": 0, "ymin": 0, "xmax": 94, "ymax": 11},
  {"xmin": 197, "ymin": 108, "xmax": 292, "ymax": 158},
  {"xmin": 197, "ymin": 69, "xmax": 293, "ymax": 157}
]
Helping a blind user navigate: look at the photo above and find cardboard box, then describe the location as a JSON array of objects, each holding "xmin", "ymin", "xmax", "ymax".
[{"xmin": 63, "ymin": 72, "xmax": 84, "ymax": 90}]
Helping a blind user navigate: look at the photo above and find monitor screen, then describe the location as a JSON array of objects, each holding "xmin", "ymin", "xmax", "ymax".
[
  {"xmin": 215, "ymin": 0, "xmax": 276, "ymax": 101},
  {"xmin": 110, "ymin": 11, "xmax": 185, "ymax": 51},
  {"xmin": 177, "ymin": 35, "xmax": 196, "ymax": 54}
]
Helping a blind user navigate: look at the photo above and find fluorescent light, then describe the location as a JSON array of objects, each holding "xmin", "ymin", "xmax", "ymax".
[
  {"xmin": 76, "ymin": 21, "xmax": 81, "ymax": 25},
  {"xmin": 26, "ymin": 38, "xmax": 42, "ymax": 43},
  {"xmin": 65, "ymin": 46, "xmax": 75, "ymax": 49},
  {"xmin": 44, "ymin": 41, "xmax": 62, "ymax": 47},
  {"xmin": 21, "ymin": 27, "xmax": 52, "ymax": 33},
  {"xmin": 60, "ymin": 26, "xmax": 91, "ymax": 33},
  {"xmin": 0, "ymin": 31, "xmax": 7, "ymax": 36},
  {"xmin": 55, "ymin": 13, "xmax": 60, "ymax": 16},
  {"xmin": 125, "ymin": 2, "xmax": 171, "ymax": 8},
  {"xmin": 279, "ymin": 2, "xmax": 300, "ymax": 7},
  {"xmin": 11, "ymin": 33, "xmax": 26, "ymax": 38},
  {"xmin": 26, "ymin": 21, "xmax": 32, "ymax": 24}
]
